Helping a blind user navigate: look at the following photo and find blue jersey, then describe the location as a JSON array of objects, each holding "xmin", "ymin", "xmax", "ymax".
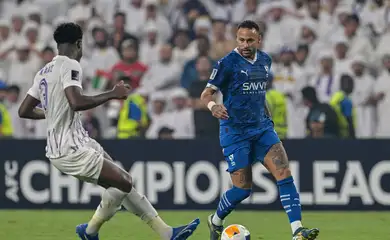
[{"xmin": 207, "ymin": 49, "xmax": 274, "ymax": 147}]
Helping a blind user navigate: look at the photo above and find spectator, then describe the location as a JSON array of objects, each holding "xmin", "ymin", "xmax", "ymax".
[
  {"xmin": 145, "ymin": 92, "xmax": 171, "ymax": 139},
  {"xmin": 172, "ymin": 29, "xmax": 196, "ymax": 65},
  {"xmin": 41, "ymin": 47, "xmax": 55, "ymax": 66},
  {"xmin": 4, "ymin": 85, "xmax": 27, "ymax": 139},
  {"xmin": 266, "ymin": 77, "xmax": 288, "ymax": 139},
  {"xmin": 117, "ymin": 76, "xmax": 149, "ymax": 139},
  {"xmin": 143, "ymin": 0, "xmax": 172, "ymax": 43},
  {"xmin": 329, "ymin": 74, "xmax": 356, "ymax": 139},
  {"xmin": 157, "ymin": 126, "xmax": 175, "ymax": 140},
  {"xmin": 188, "ymin": 56, "xmax": 219, "ymax": 139},
  {"xmin": 111, "ymin": 39, "xmax": 148, "ymax": 90},
  {"xmin": 23, "ymin": 21, "xmax": 45, "ymax": 58},
  {"xmin": 166, "ymin": 88, "xmax": 195, "ymax": 139},
  {"xmin": 209, "ymin": 19, "xmax": 236, "ymax": 60},
  {"xmin": 272, "ymin": 47, "xmax": 307, "ymax": 138},
  {"xmin": 349, "ymin": 56, "xmax": 375, "ymax": 138},
  {"xmin": 25, "ymin": 5, "xmax": 53, "ymax": 45},
  {"xmin": 10, "ymin": 12, "xmax": 24, "ymax": 38},
  {"xmin": 341, "ymin": 14, "xmax": 374, "ymax": 67},
  {"xmin": 139, "ymin": 21, "xmax": 162, "ymax": 66},
  {"xmin": 140, "ymin": 44, "xmax": 182, "ymax": 93},
  {"xmin": 0, "ymin": 19, "xmax": 13, "ymax": 58},
  {"xmin": 332, "ymin": 35, "xmax": 351, "ymax": 76},
  {"xmin": 181, "ymin": 35, "xmax": 215, "ymax": 89},
  {"xmin": 373, "ymin": 53, "xmax": 390, "ymax": 137},
  {"xmin": 87, "ymin": 27, "xmax": 120, "ymax": 92},
  {"xmin": 310, "ymin": 50, "xmax": 340, "ymax": 103},
  {"xmin": 302, "ymin": 86, "xmax": 339, "ymax": 138},
  {"xmin": 0, "ymin": 83, "xmax": 12, "ymax": 138},
  {"xmin": 110, "ymin": 12, "xmax": 139, "ymax": 53},
  {"xmin": 7, "ymin": 37, "xmax": 40, "ymax": 97}
]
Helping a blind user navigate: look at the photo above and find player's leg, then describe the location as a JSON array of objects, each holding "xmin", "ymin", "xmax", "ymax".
[
  {"xmin": 208, "ymin": 141, "xmax": 252, "ymax": 240},
  {"xmin": 260, "ymin": 131, "xmax": 319, "ymax": 240},
  {"xmin": 101, "ymin": 151, "xmax": 200, "ymax": 240},
  {"xmin": 77, "ymin": 158, "xmax": 133, "ymax": 240}
]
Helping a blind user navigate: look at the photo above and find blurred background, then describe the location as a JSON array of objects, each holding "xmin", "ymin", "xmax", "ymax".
[
  {"xmin": 0, "ymin": 0, "xmax": 390, "ymax": 239},
  {"xmin": 2, "ymin": 0, "xmax": 390, "ymax": 140}
]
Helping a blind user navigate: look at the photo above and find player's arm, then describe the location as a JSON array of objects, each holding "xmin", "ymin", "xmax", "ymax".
[
  {"xmin": 62, "ymin": 61, "xmax": 130, "ymax": 111},
  {"xmin": 18, "ymin": 78, "xmax": 45, "ymax": 119},
  {"xmin": 200, "ymin": 60, "xmax": 229, "ymax": 119},
  {"xmin": 18, "ymin": 96, "xmax": 45, "ymax": 119}
]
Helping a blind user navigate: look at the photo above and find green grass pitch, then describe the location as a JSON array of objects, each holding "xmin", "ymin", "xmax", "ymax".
[{"xmin": 0, "ymin": 210, "xmax": 388, "ymax": 239}]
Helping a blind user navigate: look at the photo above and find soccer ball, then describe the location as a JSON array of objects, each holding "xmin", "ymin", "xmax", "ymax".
[{"xmin": 221, "ymin": 224, "xmax": 250, "ymax": 240}]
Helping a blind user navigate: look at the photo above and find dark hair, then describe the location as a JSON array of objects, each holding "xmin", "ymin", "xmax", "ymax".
[
  {"xmin": 297, "ymin": 44, "xmax": 309, "ymax": 52},
  {"xmin": 346, "ymin": 14, "xmax": 360, "ymax": 25},
  {"xmin": 42, "ymin": 46, "xmax": 54, "ymax": 53},
  {"xmin": 301, "ymin": 86, "xmax": 318, "ymax": 103},
  {"xmin": 114, "ymin": 12, "xmax": 126, "ymax": 19},
  {"xmin": 7, "ymin": 85, "xmax": 20, "ymax": 94},
  {"xmin": 212, "ymin": 18, "xmax": 227, "ymax": 25},
  {"xmin": 53, "ymin": 22, "xmax": 83, "ymax": 45},
  {"xmin": 238, "ymin": 20, "xmax": 260, "ymax": 33}
]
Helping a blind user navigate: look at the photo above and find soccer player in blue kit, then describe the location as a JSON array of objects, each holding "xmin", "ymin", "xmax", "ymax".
[{"xmin": 200, "ymin": 20, "xmax": 320, "ymax": 240}]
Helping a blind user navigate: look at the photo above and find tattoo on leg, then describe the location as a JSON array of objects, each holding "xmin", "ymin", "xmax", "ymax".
[
  {"xmin": 231, "ymin": 169, "xmax": 252, "ymax": 188},
  {"xmin": 269, "ymin": 144, "xmax": 289, "ymax": 176}
]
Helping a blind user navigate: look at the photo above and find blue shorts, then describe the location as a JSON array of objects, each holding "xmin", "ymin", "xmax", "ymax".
[{"xmin": 222, "ymin": 128, "xmax": 280, "ymax": 173}]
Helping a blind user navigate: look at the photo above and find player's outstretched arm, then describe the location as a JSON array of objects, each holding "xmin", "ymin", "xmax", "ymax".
[
  {"xmin": 65, "ymin": 80, "xmax": 131, "ymax": 111},
  {"xmin": 18, "ymin": 95, "xmax": 45, "ymax": 119}
]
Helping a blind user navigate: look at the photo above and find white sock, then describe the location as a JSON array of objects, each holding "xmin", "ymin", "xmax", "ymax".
[
  {"xmin": 86, "ymin": 188, "xmax": 127, "ymax": 235},
  {"xmin": 212, "ymin": 213, "xmax": 224, "ymax": 226},
  {"xmin": 291, "ymin": 220, "xmax": 303, "ymax": 234},
  {"xmin": 122, "ymin": 188, "xmax": 172, "ymax": 240}
]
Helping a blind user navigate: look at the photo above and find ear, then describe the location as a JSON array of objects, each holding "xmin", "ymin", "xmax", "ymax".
[{"xmin": 76, "ymin": 39, "xmax": 82, "ymax": 49}]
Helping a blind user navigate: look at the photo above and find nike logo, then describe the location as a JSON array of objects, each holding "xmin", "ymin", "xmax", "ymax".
[{"xmin": 241, "ymin": 70, "xmax": 248, "ymax": 76}]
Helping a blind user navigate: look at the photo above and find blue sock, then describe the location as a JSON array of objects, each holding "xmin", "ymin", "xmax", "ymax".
[
  {"xmin": 277, "ymin": 176, "xmax": 302, "ymax": 224},
  {"xmin": 214, "ymin": 186, "xmax": 251, "ymax": 223}
]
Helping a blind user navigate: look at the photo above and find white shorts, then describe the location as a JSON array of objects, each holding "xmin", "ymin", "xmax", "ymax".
[{"xmin": 49, "ymin": 138, "xmax": 105, "ymax": 184}]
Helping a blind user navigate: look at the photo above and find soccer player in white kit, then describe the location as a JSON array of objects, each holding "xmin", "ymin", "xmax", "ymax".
[{"xmin": 18, "ymin": 22, "xmax": 200, "ymax": 240}]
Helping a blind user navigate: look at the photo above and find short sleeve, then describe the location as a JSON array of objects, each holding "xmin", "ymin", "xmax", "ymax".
[
  {"xmin": 206, "ymin": 58, "xmax": 230, "ymax": 91},
  {"xmin": 340, "ymin": 98, "xmax": 353, "ymax": 117},
  {"xmin": 27, "ymin": 77, "xmax": 40, "ymax": 100},
  {"xmin": 61, "ymin": 59, "xmax": 83, "ymax": 89}
]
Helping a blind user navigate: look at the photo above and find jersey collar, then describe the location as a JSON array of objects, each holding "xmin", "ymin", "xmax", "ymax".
[{"xmin": 234, "ymin": 48, "xmax": 257, "ymax": 64}]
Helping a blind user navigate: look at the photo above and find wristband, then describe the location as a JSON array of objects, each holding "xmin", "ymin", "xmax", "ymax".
[{"xmin": 207, "ymin": 101, "xmax": 216, "ymax": 111}]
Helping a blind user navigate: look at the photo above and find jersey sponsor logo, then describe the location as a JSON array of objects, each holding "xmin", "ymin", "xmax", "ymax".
[
  {"xmin": 71, "ymin": 70, "xmax": 79, "ymax": 81},
  {"xmin": 242, "ymin": 81, "xmax": 267, "ymax": 94},
  {"xmin": 210, "ymin": 69, "xmax": 218, "ymax": 80}
]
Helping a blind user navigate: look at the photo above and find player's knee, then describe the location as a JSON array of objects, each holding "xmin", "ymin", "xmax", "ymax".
[{"xmin": 120, "ymin": 173, "xmax": 133, "ymax": 193}]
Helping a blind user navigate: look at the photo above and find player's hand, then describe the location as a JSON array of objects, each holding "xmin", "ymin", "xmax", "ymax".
[
  {"xmin": 211, "ymin": 104, "xmax": 229, "ymax": 120},
  {"xmin": 112, "ymin": 80, "xmax": 131, "ymax": 100}
]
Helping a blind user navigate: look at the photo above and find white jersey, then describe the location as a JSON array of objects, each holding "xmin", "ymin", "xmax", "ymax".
[{"xmin": 27, "ymin": 55, "xmax": 89, "ymax": 159}]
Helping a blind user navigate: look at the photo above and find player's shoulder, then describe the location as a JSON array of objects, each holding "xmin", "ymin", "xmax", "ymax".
[
  {"xmin": 257, "ymin": 50, "xmax": 272, "ymax": 65},
  {"xmin": 216, "ymin": 50, "xmax": 237, "ymax": 67}
]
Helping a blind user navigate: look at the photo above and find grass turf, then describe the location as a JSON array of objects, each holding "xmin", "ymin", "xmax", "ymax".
[{"xmin": 0, "ymin": 210, "xmax": 388, "ymax": 239}]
